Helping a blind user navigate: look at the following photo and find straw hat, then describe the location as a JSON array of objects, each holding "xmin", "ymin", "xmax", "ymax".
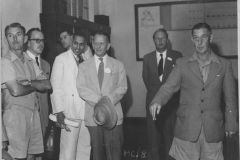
[{"xmin": 93, "ymin": 96, "xmax": 118, "ymax": 130}]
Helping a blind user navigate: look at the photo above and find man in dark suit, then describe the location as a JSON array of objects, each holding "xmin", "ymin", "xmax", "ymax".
[
  {"xmin": 142, "ymin": 28, "xmax": 182, "ymax": 160},
  {"xmin": 26, "ymin": 28, "xmax": 51, "ymax": 160},
  {"xmin": 150, "ymin": 23, "xmax": 238, "ymax": 160},
  {"xmin": 26, "ymin": 28, "xmax": 51, "ymax": 138}
]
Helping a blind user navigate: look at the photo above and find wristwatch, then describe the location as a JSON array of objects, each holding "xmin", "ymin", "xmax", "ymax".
[{"xmin": 28, "ymin": 80, "xmax": 32, "ymax": 86}]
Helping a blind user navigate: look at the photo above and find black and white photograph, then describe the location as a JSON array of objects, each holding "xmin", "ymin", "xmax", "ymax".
[{"xmin": 1, "ymin": 0, "xmax": 239, "ymax": 160}]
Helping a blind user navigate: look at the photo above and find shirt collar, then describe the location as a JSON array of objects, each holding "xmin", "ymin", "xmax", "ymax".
[
  {"xmin": 69, "ymin": 48, "xmax": 79, "ymax": 59},
  {"xmin": 94, "ymin": 54, "xmax": 108, "ymax": 63},
  {"xmin": 189, "ymin": 51, "xmax": 220, "ymax": 64},
  {"xmin": 8, "ymin": 50, "xmax": 29, "ymax": 62},
  {"xmin": 156, "ymin": 49, "xmax": 167, "ymax": 59},
  {"xmin": 26, "ymin": 50, "xmax": 40, "ymax": 60}
]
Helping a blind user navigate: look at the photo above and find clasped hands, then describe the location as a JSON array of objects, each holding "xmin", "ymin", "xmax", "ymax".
[{"xmin": 149, "ymin": 103, "xmax": 162, "ymax": 120}]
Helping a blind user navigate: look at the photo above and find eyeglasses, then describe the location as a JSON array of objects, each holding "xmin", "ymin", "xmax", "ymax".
[{"xmin": 29, "ymin": 39, "xmax": 45, "ymax": 43}]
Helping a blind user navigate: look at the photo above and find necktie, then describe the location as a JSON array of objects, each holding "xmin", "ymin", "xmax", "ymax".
[
  {"xmin": 35, "ymin": 57, "xmax": 40, "ymax": 66},
  {"xmin": 74, "ymin": 55, "xmax": 83, "ymax": 66},
  {"xmin": 78, "ymin": 54, "xmax": 84, "ymax": 64},
  {"xmin": 98, "ymin": 58, "xmax": 104, "ymax": 88},
  {"xmin": 158, "ymin": 54, "xmax": 163, "ymax": 76}
]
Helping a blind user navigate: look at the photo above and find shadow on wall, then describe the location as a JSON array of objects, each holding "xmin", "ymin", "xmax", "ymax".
[
  {"xmin": 108, "ymin": 46, "xmax": 132, "ymax": 115},
  {"xmin": 121, "ymin": 76, "xmax": 133, "ymax": 116},
  {"xmin": 107, "ymin": 46, "xmax": 116, "ymax": 58},
  {"xmin": 211, "ymin": 43, "xmax": 225, "ymax": 58},
  {"xmin": 211, "ymin": 43, "xmax": 237, "ymax": 59}
]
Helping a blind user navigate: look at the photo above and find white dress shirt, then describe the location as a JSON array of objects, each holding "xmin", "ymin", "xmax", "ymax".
[
  {"xmin": 27, "ymin": 50, "xmax": 41, "ymax": 67},
  {"xmin": 26, "ymin": 50, "xmax": 46, "ymax": 79}
]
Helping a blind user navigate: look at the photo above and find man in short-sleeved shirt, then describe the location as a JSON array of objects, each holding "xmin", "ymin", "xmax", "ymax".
[{"xmin": 1, "ymin": 23, "xmax": 51, "ymax": 160}]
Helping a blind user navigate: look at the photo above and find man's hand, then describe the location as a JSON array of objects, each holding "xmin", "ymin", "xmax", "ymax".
[
  {"xmin": 56, "ymin": 112, "xmax": 70, "ymax": 132},
  {"xmin": 2, "ymin": 141, "xmax": 8, "ymax": 150},
  {"xmin": 31, "ymin": 79, "xmax": 52, "ymax": 91},
  {"xmin": 149, "ymin": 103, "xmax": 162, "ymax": 120},
  {"xmin": 17, "ymin": 79, "xmax": 51, "ymax": 91},
  {"xmin": 17, "ymin": 79, "xmax": 31, "ymax": 86}
]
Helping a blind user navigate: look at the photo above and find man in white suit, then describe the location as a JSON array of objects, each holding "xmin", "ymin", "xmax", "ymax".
[
  {"xmin": 50, "ymin": 32, "xmax": 91, "ymax": 160},
  {"xmin": 76, "ymin": 31, "xmax": 128, "ymax": 160}
]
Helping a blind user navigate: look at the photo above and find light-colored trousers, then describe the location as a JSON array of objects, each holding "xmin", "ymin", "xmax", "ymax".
[
  {"xmin": 59, "ymin": 121, "xmax": 91, "ymax": 160},
  {"xmin": 169, "ymin": 127, "xmax": 223, "ymax": 160}
]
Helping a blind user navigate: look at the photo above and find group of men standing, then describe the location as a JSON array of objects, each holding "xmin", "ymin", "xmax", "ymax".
[
  {"xmin": 1, "ymin": 21, "xmax": 238, "ymax": 160},
  {"xmin": 1, "ymin": 22, "xmax": 127, "ymax": 160}
]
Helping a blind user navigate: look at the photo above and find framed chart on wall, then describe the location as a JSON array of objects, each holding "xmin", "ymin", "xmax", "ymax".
[{"xmin": 134, "ymin": 0, "xmax": 237, "ymax": 61}]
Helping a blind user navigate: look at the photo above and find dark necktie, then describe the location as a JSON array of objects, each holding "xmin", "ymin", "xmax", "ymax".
[
  {"xmin": 35, "ymin": 57, "xmax": 40, "ymax": 66},
  {"xmin": 98, "ymin": 58, "xmax": 104, "ymax": 88},
  {"xmin": 74, "ymin": 55, "xmax": 83, "ymax": 66},
  {"xmin": 158, "ymin": 54, "xmax": 163, "ymax": 76},
  {"xmin": 78, "ymin": 54, "xmax": 84, "ymax": 64}
]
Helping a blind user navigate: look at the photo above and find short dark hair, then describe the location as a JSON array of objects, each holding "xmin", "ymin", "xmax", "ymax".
[
  {"xmin": 92, "ymin": 31, "xmax": 110, "ymax": 42},
  {"xmin": 26, "ymin": 28, "xmax": 42, "ymax": 39},
  {"xmin": 59, "ymin": 28, "xmax": 73, "ymax": 36},
  {"xmin": 73, "ymin": 32, "xmax": 86, "ymax": 41},
  {"xmin": 191, "ymin": 23, "xmax": 212, "ymax": 35},
  {"xmin": 5, "ymin": 22, "xmax": 26, "ymax": 37},
  {"xmin": 153, "ymin": 28, "xmax": 168, "ymax": 39}
]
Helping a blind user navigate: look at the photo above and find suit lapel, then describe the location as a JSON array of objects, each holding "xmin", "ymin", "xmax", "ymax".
[
  {"xmin": 205, "ymin": 62, "xmax": 222, "ymax": 87},
  {"xmin": 188, "ymin": 60, "xmax": 203, "ymax": 83},
  {"xmin": 89, "ymin": 58, "xmax": 101, "ymax": 92},
  {"xmin": 40, "ymin": 58, "xmax": 50, "ymax": 79},
  {"xmin": 67, "ymin": 50, "xmax": 78, "ymax": 77},
  {"xmin": 150, "ymin": 52, "xmax": 159, "ymax": 78},
  {"xmin": 40, "ymin": 59, "xmax": 47, "ymax": 72},
  {"xmin": 163, "ymin": 51, "xmax": 173, "ymax": 82},
  {"xmin": 101, "ymin": 57, "xmax": 113, "ymax": 91}
]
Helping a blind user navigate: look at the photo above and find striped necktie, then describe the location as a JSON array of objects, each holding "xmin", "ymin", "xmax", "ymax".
[{"xmin": 98, "ymin": 57, "xmax": 104, "ymax": 88}]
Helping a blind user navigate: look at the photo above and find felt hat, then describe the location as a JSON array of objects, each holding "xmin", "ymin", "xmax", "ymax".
[{"xmin": 93, "ymin": 96, "xmax": 118, "ymax": 130}]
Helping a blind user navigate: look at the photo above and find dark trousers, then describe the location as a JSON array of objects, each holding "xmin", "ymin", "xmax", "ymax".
[
  {"xmin": 147, "ymin": 110, "xmax": 176, "ymax": 160},
  {"xmin": 162, "ymin": 113, "xmax": 176, "ymax": 160},
  {"xmin": 87, "ymin": 125, "xmax": 123, "ymax": 160},
  {"xmin": 147, "ymin": 115, "xmax": 162, "ymax": 160}
]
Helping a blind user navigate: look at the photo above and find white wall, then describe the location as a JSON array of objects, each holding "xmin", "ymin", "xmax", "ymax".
[
  {"xmin": 1, "ymin": 0, "xmax": 41, "ymax": 55},
  {"xmin": 2, "ymin": 0, "xmax": 41, "ymax": 29}
]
